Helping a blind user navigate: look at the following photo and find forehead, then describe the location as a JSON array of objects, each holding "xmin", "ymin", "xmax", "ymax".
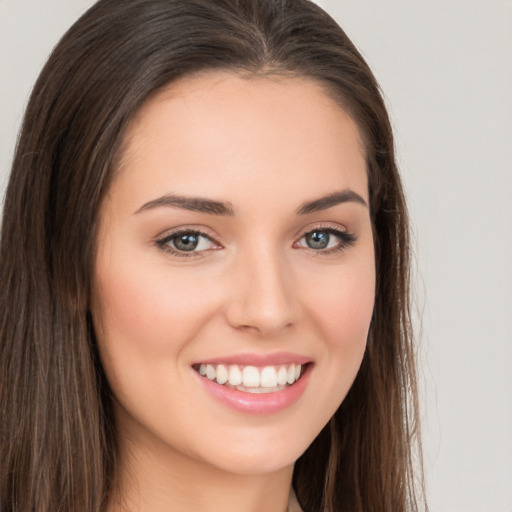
[{"xmin": 111, "ymin": 72, "xmax": 368, "ymax": 211}]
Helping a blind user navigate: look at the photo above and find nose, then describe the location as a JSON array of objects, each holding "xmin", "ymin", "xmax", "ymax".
[{"xmin": 224, "ymin": 247, "xmax": 300, "ymax": 336}]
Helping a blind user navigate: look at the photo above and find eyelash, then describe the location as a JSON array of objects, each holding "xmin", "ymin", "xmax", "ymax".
[
  {"xmin": 155, "ymin": 225, "xmax": 356, "ymax": 258},
  {"xmin": 295, "ymin": 226, "xmax": 357, "ymax": 256}
]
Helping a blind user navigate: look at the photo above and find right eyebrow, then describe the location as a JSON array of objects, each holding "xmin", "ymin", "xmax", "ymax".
[{"xmin": 134, "ymin": 194, "xmax": 235, "ymax": 216}]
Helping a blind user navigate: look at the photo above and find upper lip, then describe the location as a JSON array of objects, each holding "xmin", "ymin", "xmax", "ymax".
[{"xmin": 191, "ymin": 352, "xmax": 313, "ymax": 367}]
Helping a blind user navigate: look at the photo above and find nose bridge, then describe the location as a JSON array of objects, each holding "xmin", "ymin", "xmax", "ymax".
[{"xmin": 226, "ymin": 241, "xmax": 298, "ymax": 335}]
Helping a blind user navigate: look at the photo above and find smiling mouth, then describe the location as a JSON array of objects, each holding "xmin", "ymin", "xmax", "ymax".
[{"xmin": 193, "ymin": 363, "xmax": 306, "ymax": 394}]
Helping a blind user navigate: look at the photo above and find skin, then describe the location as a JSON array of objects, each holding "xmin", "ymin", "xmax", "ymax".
[{"xmin": 92, "ymin": 72, "xmax": 376, "ymax": 512}]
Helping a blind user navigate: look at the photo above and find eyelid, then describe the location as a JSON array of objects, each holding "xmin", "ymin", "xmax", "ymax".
[
  {"xmin": 293, "ymin": 221, "xmax": 351, "ymax": 240},
  {"xmin": 156, "ymin": 224, "xmax": 219, "ymax": 241}
]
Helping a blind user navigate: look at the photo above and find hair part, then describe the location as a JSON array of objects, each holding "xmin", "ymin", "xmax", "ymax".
[{"xmin": 0, "ymin": 1, "xmax": 425, "ymax": 510}]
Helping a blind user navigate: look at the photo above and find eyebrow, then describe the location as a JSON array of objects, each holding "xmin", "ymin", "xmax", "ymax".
[
  {"xmin": 135, "ymin": 194, "xmax": 235, "ymax": 216},
  {"xmin": 134, "ymin": 188, "xmax": 367, "ymax": 216},
  {"xmin": 296, "ymin": 189, "xmax": 368, "ymax": 214}
]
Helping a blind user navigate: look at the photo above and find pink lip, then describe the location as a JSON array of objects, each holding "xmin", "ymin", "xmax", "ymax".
[
  {"xmin": 194, "ymin": 362, "xmax": 313, "ymax": 414},
  {"xmin": 192, "ymin": 351, "xmax": 312, "ymax": 367}
]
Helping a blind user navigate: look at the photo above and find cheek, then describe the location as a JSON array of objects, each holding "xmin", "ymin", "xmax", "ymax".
[
  {"xmin": 92, "ymin": 259, "xmax": 216, "ymax": 359},
  {"xmin": 299, "ymin": 253, "xmax": 375, "ymax": 390},
  {"xmin": 325, "ymin": 273, "xmax": 374, "ymax": 343},
  {"xmin": 91, "ymin": 269, "xmax": 172, "ymax": 409},
  {"xmin": 90, "ymin": 260, "xmax": 219, "ymax": 433},
  {"xmin": 304, "ymin": 257, "xmax": 375, "ymax": 343}
]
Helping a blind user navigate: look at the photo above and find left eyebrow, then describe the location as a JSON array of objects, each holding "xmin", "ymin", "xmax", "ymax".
[{"xmin": 296, "ymin": 189, "xmax": 368, "ymax": 215}]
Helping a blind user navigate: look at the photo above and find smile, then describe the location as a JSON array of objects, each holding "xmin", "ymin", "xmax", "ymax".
[
  {"xmin": 195, "ymin": 363, "xmax": 302, "ymax": 393},
  {"xmin": 192, "ymin": 355, "xmax": 313, "ymax": 414}
]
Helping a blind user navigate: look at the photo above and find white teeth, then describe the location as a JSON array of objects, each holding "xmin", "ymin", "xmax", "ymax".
[
  {"xmin": 242, "ymin": 366, "xmax": 260, "ymax": 387},
  {"xmin": 199, "ymin": 362, "xmax": 306, "ymax": 391},
  {"xmin": 216, "ymin": 364, "xmax": 228, "ymax": 385},
  {"xmin": 277, "ymin": 366, "xmax": 288, "ymax": 385},
  {"xmin": 287, "ymin": 363, "xmax": 296, "ymax": 384},
  {"xmin": 228, "ymin": 365, "xmax": 243, "ymax": 386},
  {"xmin": 260, "ymin": 366, "xmax": 277, "ymax": 387},
  {"xmin": 206, "ymin": 364, "xmax": 216, "ymax": 380}
]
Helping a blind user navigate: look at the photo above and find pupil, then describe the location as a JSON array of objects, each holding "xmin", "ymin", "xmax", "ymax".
[
  {"xmin": 307, "ymin": 231, "xmax": 329, "ymax": 249},
  {"xmin": 174, "ymin": 234, "xmax": 198, "ymax": 251}
]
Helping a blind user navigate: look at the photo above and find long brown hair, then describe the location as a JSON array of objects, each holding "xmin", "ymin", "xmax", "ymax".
[{"xmin": 0, "ymin": 1, "xmax": 425, "ymax": 510}]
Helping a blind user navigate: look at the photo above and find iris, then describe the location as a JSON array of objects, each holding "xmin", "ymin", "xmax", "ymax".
[
  {"xmin": 305, "ymin": 230, "xmax": 330, "ymax": 249},
  {"xmin": 173, "ymin": 233, "xmax": 199, "ymax": 251}
]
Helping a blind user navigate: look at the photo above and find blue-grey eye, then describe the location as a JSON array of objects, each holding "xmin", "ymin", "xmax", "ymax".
[
  {"xmin": 296, "ymin": 227, "xmax": 355, "ymax": 253},
  {"xmin": 173, "ymin": 233, "xmax": 200, "ymax": 251},
  {"xmin": 305, "ymin": 230, "xmax": 330, "ymax": 249},
  {"xmin": 157, "ymin": 230, "xmax": 217, "ymax": 254}
]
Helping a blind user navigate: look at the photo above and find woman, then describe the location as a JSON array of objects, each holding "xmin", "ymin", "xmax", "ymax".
[{"xmin": 0, "ymin": 0, "xmax": 425, "ymax": 511}]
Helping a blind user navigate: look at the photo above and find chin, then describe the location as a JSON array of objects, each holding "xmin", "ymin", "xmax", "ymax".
[
  {"xmin": 186, "ymin": 424, "xmax": 319, "ymax": 476},
  {"xmin": 202, "ymin": 447, "xmax": 300, "ymax": 476}
]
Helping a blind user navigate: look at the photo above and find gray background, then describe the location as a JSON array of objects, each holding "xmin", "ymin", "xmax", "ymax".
[{"xmin": 1, "ymin": 1, "xmax": 511, "ymax": 510}]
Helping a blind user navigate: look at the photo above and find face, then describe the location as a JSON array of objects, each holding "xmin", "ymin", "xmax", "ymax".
[{"xmin": 92, "ymin": 72, "xmax": 375, "ymax": 477}]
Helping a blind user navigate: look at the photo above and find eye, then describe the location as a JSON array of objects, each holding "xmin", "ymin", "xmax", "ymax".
[
  {"xmin": 156, "ymin": 229, "xmax": 219, "ymax": 257},
  {"xmin": 295, "ymin": 227, "xmax": 356, "ymax": 254}
]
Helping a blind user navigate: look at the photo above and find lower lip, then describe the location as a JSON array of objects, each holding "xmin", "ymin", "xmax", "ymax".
[{"xmin": 194, "ymin": 364, "xmax": 312, "ymax": 414}]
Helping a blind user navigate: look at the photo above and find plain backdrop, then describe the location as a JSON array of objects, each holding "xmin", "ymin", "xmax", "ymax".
[{"xmin": 1, "ymin": 1, "xmax": 511, "ymax": 511}]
